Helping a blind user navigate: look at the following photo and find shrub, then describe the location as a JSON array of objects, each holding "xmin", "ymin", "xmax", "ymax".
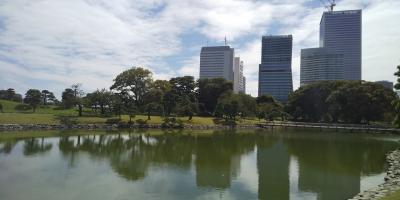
[
  {"xmin": 135, "ymin": 119, "xmax": 147, "ymax": 125},
  {"xmin": 14, "ymin": 104, "xmax": 32, "ymax": 112},
  {"xmin": 56, "ymin": 116, "xmax": 78, "ymax": 127},
  {"xmin": 161, "ymin": 117, "xmax": 184, "ymax": 129},
  {"xmin": 105, "ymin": 118, "xmax": 121, "ymax": 124}
]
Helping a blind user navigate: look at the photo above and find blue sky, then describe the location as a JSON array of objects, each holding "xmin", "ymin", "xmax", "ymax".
[{"xmin": 0, "ymin": 0, "xmax": 399, "ymax": 97}]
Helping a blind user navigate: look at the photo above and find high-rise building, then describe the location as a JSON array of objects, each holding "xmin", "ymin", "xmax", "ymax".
[
  {"xmin": 242, "ymin": 76, "xmax": 246, "ymax": 93},
  {"xmin": 199, "ymin": 46, "xmax": 234, "ymax": 82},
  {"xmin": 300, "ymin": 48, "xmax": 344, "ymax": 86},
  {"xmin": 375, "ymin": 81, "xmax": 393, "ymax": 90},
  {"xmin": 258, "ymin": 35, "xmax": 293, "ymax": 102},
  {"xmin": 233, "ymin": 57, "xmax": 245, "ymax": 93},
  {"xmin": 300, "ymin": 9, "xmax": 362, "ymax": 85},
  {"xmin": 320, "ymin": 10, "xmax": 362, "ymax": 80}
]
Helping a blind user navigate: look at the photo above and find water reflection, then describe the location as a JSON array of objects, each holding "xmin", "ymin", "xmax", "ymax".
[{"xmin": 0, "ymin": 130, "xmax": 398, "ymax": 200}]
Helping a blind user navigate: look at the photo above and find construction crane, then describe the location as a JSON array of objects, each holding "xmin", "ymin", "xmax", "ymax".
[{"xmin": 319, "ymin": 0, "xmax": 336, "ymax": 11}]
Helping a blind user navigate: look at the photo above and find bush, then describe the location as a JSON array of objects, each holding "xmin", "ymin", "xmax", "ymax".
[
  {"xmin": 56, "ymin": 116, "xmax": 78, "ymax": 127},
  {"xmin": 162, "ymin": 117, "xmax": 184, "ymax": 129},
  {"xmin": 105, "ymin": 118, "xmax": 121, "ymax": 124},
  {"xmin": 14, "ymin": 104, "xmax": 32, "ymax": 112},
  {"xmin": 135, "ymin": 119, "xmax": 147, "ymax": 125}
]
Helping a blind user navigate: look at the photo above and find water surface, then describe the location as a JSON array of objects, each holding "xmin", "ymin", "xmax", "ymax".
[{"xmin": 0, "ymin": 129, "xmax": 399, "ymax": 200}]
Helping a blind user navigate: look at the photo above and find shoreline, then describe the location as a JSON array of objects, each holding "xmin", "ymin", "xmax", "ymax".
[
  {"xmin": 350, "ymin": 150, "xmax": 400, "ymax": 200},
  {"xmin": 0, "ymin": 122, "xmax": 399, "ymax": 133}
]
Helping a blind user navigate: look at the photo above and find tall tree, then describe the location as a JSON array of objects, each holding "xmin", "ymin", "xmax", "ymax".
[
  {"xmin": 62, "ymin": 88, "xmax": 76, "ymax": 109},
  {"xmin": 40, "ymin": 90, "xmax": 56, "ymax": 105},
  {"xmin": 393, "ymin": 65, "xmax": 400, "ymax": 127},
  {"xmin": 110, "ymin": 67, "xmax": 153, "ymax": 109},
  {"xmin": 198, "ymin": 78, "xmax": 233, "ymax": 115},
  {"xmin": 86, "ymin": 89, "xmax": 113, "ymax": 115},
  {"xmin": 24, "ymin": 89, "xmax": 42, "ymax": 112},
  {"xmin": 71, "ymin": 84, "xmax": 85, "ymax": 116}
]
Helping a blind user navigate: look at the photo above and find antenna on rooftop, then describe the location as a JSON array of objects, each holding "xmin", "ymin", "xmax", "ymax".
[
  {"xmin": 224, "ymin": 36, "xmax": 227, "ymax": 46},
  {"xmin": 319, "ymin": 0, "xmax": 336, "ymax": 11}
]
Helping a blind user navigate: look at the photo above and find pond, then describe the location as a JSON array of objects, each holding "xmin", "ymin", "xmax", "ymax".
[{"xmin": 0, "ymin": 129, "xmax": 399, "ymax": 200}]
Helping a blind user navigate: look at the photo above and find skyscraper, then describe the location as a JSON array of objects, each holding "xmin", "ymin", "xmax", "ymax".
[
  {"xmin": 300, "ymin": 9, "xmax": 362, "ymax": 85},
  {"xmin": 320, "ymin": 10, "xmax": 362, "ymax": 80},
  {"xmin": 199, "ymin": 46, "xmax": 234, "ymax": 82},
  {"xmin": 258, "ymin": 35, "xmax": 293, "ymax": 102},
  {"xmin": 300, "ymin": 48, "xmax": 344, "ymax": 86},
  {"xmin": 234, "ymin": 57, "xmax": 245, "ymax": 93}
]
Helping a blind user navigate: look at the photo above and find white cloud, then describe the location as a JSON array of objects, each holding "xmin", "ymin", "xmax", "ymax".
[{"xmin": 0, "ymin": 0, "xmax": 399, "ymax": 99}]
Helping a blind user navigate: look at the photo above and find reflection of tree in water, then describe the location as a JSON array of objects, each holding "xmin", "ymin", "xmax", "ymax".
[
  {"xmin": 0, "ymin": 140, "xmax": 17, "ymax": 154},
  {"xmin": 195, "ymin": 132, "xmax": 256, "ymax": 189},
  {"xmin": 283, "ymin": 132, "xmax": 399, "ymax": 200},
  {"xmin": 23, "ymin": 138, "xmax": 53, "ymax": 156},
  {"xmin": 57, "ymin": 131, "xmax": 257, "ymax": 186}
]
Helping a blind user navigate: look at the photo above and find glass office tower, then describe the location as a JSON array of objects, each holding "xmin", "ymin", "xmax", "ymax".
[{"xmin": 258, "ymin": 35, "xmax": 293, "ymax": 102}]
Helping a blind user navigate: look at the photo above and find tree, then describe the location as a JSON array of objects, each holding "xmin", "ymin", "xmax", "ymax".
[
  {"xmin": 215, "ymin": 92, "xmax": 240, "ymax": 120},
  {"xmin": 0, "ymin": 88, "xmax": 22, "ymax": 102},
  {"xmin": 24, "ymin": 89, "xmax": 42, "ymax": 112},
  {"xmin": 255, "ymin": 95, "xmax": 284, "ymax": 121},
  {"xmin": 41, "ymin": 90, "xmax": 57, "ymax": 105},
  {"xmin": 286, "ymin": 81, "xmax": 346, "ymax": 121},
  {"xmin": 110, "ymin": 67, "xmax": 153, "ymax": 109},
  {"xmin": 167, "ymin": 76, "xmax": 197, "ymax": 118},
  {"xmin": 143, "ymin": 88, "xmax": 163, "ymax": 120},
  {"xmin": 327, "ymin": 82, "xmax": 396, "ymax": 124},
  {"xmin": 85, "ymin": 89, "xmax": 113, "ymax": 115},
  {"xmin": 393, "ymin": 65, "xmax": 400, "ymax": 127},
  {"xmin": 198, "ymin": 78, "xmax": 233, "ymax": 115},
  {"xmin": 71, "ymin": 84, "xmax": 85, "ymax": 116},
  {"xmin": 239, "ymin": 93, "xmax": 257, "ymax": 117},
  {"xmin": 62, "ymin": 88, "xmax": 76, "ymax": 109}
]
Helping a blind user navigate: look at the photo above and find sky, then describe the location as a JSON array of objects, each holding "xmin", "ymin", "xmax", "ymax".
[{"xmin": 0, "ymin": 0, "xmax": 399, "ymax": 98}]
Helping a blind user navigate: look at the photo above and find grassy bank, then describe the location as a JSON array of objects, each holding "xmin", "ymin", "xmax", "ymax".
[
  {"xmin": 0, "ymin": 112, "xmax": 261, "ymax": 125},
  {"xmin": 381, "ymin": 190, "xmax": 400, "ymax": 200},
  {"xmin": 0, "ymin": 99, "xmax": 261, "ymax": 125}
]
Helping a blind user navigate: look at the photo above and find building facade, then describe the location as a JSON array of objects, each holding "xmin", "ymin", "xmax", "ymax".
[
  {"xmin": 300, "ymin": 48, "xmax": 344, "ymax": 86},
  {"xmin": 258, "ymin": 35, "xmax": 293, "ymax": 102},
  {"xmin": 200, "ymin": 46, "xmax": 234, "ymax": 82},
  {"xmin": 375, "ymin": 81, "xmax": 393, "ymax": 90},
  {"xmin": 320, "ymin": 10, "xmax": 362, "ymax": 80},
  {"xmin": 233, "ymin": 57, "xmax": 245, "ymax": 93}
]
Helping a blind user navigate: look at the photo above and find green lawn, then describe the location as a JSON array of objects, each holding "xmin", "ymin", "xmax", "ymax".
[
  {"xmin": 0, "ymin": 99, "xmax": 76, "ymax": 115},
  {"xmin": 0, "ymin": 113, "xmax": 261, "ymax": 125},
  {"xmin": 0, "ymin": 99, "xmax": 262, "ymax": 125},
  {"xmin": 381, "ymin": 190, "xmax": 400, "ymax": 200}
]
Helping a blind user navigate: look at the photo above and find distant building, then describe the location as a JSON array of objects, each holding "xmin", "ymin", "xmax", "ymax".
[
  {"xmin": 300, "ymin": 9, "xmax": 362, "ymax": 84},
  {"xmin": 200, "ymin": 46, "xmax": 234, "ymax": 82},
  {"xmin": 320, "ymin": 10, "xmax": 362, "ymax": 80},
  {"xmin": 242, "ymin": 76, "xmax": 246, "ymax": 93},
  {"xmin": 233, "ymin": 57, "xmax": 245, "ymax": 93},
  {"xmin": 375, "ymin": 81, "xmax": 393, "ymax": 90},
  {"xmin": 300, "ymin": 48, "xmax": 344, "ymax": 86},
  {"xmin": 258, "ymin": 35, "xmax": 293, "ymax": 102}
]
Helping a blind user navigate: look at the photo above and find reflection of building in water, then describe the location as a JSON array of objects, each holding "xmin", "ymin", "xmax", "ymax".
[
  {"xmin": 195, "ymin": 134, "xmax": 255, "ymax": 189},
  {"xmin": 298, "ymin": 164, "xmax": 360, "ymax": 200},
  {"xmin": 195, "ymin": 140, "xmax": 242, "ymax": 189},
  {"xmin": 257, "ymin": 139, "xmax": 290, "ymax": 200}
]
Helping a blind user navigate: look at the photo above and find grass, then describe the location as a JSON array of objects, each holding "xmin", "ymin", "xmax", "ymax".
[
  {"xmin": 0, "ymin": 99, "xmax": 76, "ymax": 115},
  {"xmin": 0, "ymin": 99, "xmax": 262, "ymax": 125},
  {"xmin": 0, "ymin": 112, "xmax": 261, "ymax": 125},
  {"xmin": 381, "ymin": 190, "xmax": 400, "ymax": 200}
]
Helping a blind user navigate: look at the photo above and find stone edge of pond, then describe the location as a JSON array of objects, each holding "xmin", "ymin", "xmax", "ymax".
[
  {"xmin": 0, "ymin": 124, "xmax": 263, "ymax": 131},
  {"xmin": 349, "ymin": 150, "xmax": 400, "ymax": 200}
]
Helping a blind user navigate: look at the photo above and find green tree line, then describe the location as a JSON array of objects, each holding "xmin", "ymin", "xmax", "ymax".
[{"xmin": 1, "ymin": 65, "xmax": 399, "ymax": 126}]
